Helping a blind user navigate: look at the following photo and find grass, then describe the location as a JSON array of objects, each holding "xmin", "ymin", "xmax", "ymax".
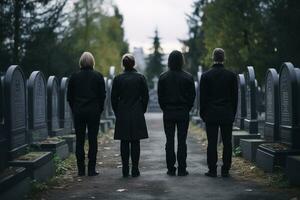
[
  {"xmin": 189, "ymin": 122, "xmax": 300, "ymax": 195},
  {"xmin": 26, "ymin": 129, "xmax": 114, "ymax": 200}
]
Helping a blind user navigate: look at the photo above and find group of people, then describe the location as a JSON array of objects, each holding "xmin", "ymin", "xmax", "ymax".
[{"xmin": 67, "ymin": 48, "xmax": 238, "ymax": 178}]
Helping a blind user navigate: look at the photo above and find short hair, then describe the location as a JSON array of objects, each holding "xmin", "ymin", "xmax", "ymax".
[
  {"xmin": 79, "ymin": 52, "xmax": 95, "ymax": 69},
  {"xmin": 122, "ymin": 53, "xmax": 135, "ymax": 69},
  {"xmin": 168, "ymin": 50, "xmax": 184, "ymax": 70},
  {"xmin": 212, "ymin": 48, "xmax": 225, "ymax": 63}
]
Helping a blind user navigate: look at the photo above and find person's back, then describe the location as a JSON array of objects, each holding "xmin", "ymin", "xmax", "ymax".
[
  {"xmin": 112, "ymin": 70, "xmax": 148, "ymax": 112},
  {"xmin": 111, "ymin": 54, "xmax": 149, "ymax": 178},
  {"xmin": 159, "ymin": 70, "xmax": 195, "ymax": 117},
  {"xmin": 200, "ymin": 64, "xmax": 237, "ymax": 124},
  {"xmin": 67, "ymin": 52, "xmax": 106, "ymax": 177},
  {"xmin": 158, "ymin": 50, "xmax": 195, "ymax": 176},
  {"xmin": 200, "ymin": 48, "xmax": 238, "ymax": 178},
  {"xmin": 69, "ymin": 69, "xmax": 105, "ymax": 115}
]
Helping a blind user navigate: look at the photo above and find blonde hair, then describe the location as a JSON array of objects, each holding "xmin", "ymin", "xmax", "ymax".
[
  {"xmin": 121, "ymin": 53, "xmax": 135, "ymax": 69},
  {"xmin": 79, "ymin": 52, "xmax": 95, "ymax": 69}
]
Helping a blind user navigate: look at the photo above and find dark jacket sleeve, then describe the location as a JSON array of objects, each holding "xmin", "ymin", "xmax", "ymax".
[
  {"xmin": 232, "ymin": 74, "xmax": 238, "ymax": 118},
  {"xmin": 98, "ymin": 74, "xmax": 106, "ymax": 113},
  {"xmin": 111, "ymin": 77, "xmax": 119, "ymax": 114},
  {"xmin": 67, "ymin": 74, "xmax": 74, "ymax": 110},
  {"xmin": 157, "ymin": 77, "xmax": 165, "ymax": 110},
  {"xmin": 187, "ymin": 76, "xmax": 196, "ymax": 111},
  {"xmin": 199, "ymin": 74, "xmax": 208, "ymax": 121},
  {"xmin": 140, "ymin": 76, "xmax": 149, "ymax": 113}
]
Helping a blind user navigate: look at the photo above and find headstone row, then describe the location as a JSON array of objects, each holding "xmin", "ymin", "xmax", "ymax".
[{"xmin": 234, "ymin": 62, "xmax": 300, "ymax": 186}]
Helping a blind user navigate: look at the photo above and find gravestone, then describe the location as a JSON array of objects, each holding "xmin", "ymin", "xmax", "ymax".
[
  {"xmin": 263, "ymin": 69, "xmax": 279, "ymax": 141},
  {"xmin": 240, "ymin": 69, "xmax": 279, "ymax": 162},
  {"xmin": 27, "ymin": 71, "xmax": 48, "ymax": 143},
  {"xmin": 0, "ymin": 74, "xmax": 8, "ymax": 172},
  {"xmin": 3, "ymin": 65, "xmax": 28, "ymax": 159},
  {"xmin": 233, "ymin": 68, "xmax": 261, "ymax": 149},
  {"xmin": 256, "ymin": 63, "xmax": 300, "ymax": 172},
  {"xmin": 235, "ymin": 74, "xmax": 246, "ymax": 130},
  {"xmin": 2, "ymin": 66, "xmax": 54, "ymax": 185},
  {"xmin": 191, "ymin": 81, "xmax": 201, "ymax": 124},
  {"xmin": 59, "ymin": 77, "xmax": 72, "ymax": 134},
  {"xmin": 244, "ymin": 66, "xmax": 258, "ymax": 134},
  {"xmin": 58, "ymin": 77, "xmax": 75, "ymax": 153},
  {"xmin": 47, "ymin": 76, "xmax": 63, "ymax": 136},
  {"xmin": 100, "ymin": 77, "xmax": 112, "ymax": 132},
  {"xmin": 107, "ymin": 79, "xmax": 114, "ymax": 117}
]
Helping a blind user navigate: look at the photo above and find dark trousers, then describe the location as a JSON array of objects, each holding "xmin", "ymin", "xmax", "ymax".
[
  {"xmin": 120, "ymin": 140, "xmax": 140, "ymax": 168},
  {"xmin": 163, "ymin": 119, "xmax": 189, "ymax": 171},
  {"xmin": 74, "ymin": 112, "xmax": 100, "ymax": 172},
  {"xmin": 205, "ymin": 123, "xmax": 233, "ymax": 172}
]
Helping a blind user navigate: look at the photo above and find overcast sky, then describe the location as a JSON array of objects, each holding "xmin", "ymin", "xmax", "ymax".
[{"xmin": 114, "ymin": 0, "xmax": 194, "ymax": 54}]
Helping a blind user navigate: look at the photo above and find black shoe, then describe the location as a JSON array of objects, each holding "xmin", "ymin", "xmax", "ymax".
[
  {"xmin": 122, "ymin": 166, "xmax": 129, "ymax": 178},
  {"xmin": 178, "ymin": 170, "xmax": 189, "ymax": 176},
  {"xmin": 88, "ymin": 171, "xmax": 99, "ymax": 176},
  {"xmin": 167, "ymin": 170, "xmax": 176, "ymax": 176},
  {"xmin": 221, "ymin": 170, "xmax": 230, "ymax": 178},
  {"xmin": 132, "ymin": 168, "xmax": 140, "ymax": 177},
  {"xmin": 205, "ymin": 171, "xmax": 217, "ymax": 177}
]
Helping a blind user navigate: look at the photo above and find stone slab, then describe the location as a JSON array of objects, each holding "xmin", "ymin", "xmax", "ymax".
[
  {"xmin": 9, "ymin": 151, "xmax": 54, "ymax": 182},
  {"xmin": 33, "ymin": 139, "xmax": 69, "ymax": 160},
  {"xmin": 0, "ymin": 167, "xmax": 31, "ymax": 200},
  {"xmin": 232, "ymin": 131, "xmax": 261, "ymax": 148},
  {"xmin": 286, "ymin": 156, "xmax": 300, "ymax": 186},
  {"xmin": 61, "ymin": 135, "xmax": 76, "ymax": 153},
  {"xmin": 100, "ymin": 120, "xmax": 109, "ymax": 133},
  {"xmin": 256, "ymin": 143, "xmax": 300, "ymax": 172},
  {"xmin": 240, "ymin": 139, "xmax": 266, "ymax": 162}
]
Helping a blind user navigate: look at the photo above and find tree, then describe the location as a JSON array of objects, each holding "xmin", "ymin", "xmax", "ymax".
[
  {"xmin": 146, "ymin": 29, "xmax": 165, "ymax": 88},
  {"xmin": 181, "ymin": 0, "xmax": 207, "ymax": 75}
]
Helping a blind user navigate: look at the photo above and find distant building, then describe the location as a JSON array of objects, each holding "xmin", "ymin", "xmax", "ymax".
[{"xmin": 133, "ymin": 47, "xmax": 147, "ymax": 73}]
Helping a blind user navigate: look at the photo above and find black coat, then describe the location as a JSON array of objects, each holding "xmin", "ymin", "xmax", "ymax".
[
  {"xmin": 199, "ymin": 64, "xmax": 238, "ymax": 124},
  {"xmin": 111, "ymin": 68, "xmax": 149, "ymax": 140},
  {"xmin": 67, "ymin": 68, "xmax": 106, "ymax": 116},
  {"xmin": 158, "ymin": 69, "xmax": 196, "ymax": 120}
]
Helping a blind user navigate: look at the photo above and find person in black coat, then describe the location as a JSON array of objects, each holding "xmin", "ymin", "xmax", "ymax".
[
  {"xmin": 67, "ymin": 52, "xmax": 106, "ymax": 176},
  {"xmin": 158, "ymin": 50, "xmax": 196, "ymax": 176},
  {"xmin": 111, "ymin": 53, "xmax": 149, "ymax": 177},
  {"xmin": 200, "ymin": 48, "xmax": 238, "ymax": 178}
]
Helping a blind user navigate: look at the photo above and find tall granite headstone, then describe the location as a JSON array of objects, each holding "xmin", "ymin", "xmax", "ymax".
[
  {"xmin": 264, "ymin": 68, "xmax": 279, "ymax": 141},
  {"xmin": 59, "ymin": 77, "xmax": 72, "ymax": 134},
  {"xmin": 244, "ymin": 66, "xmax": 258, "ymax": 134},
  {"xmin": 27, "ymin": 71, "xmax": 48, "ymax": 143},
  {"xmin": 235, "ymin": 74, "xmax": 246, "ymax": 129},
  {"xmin": 47, "ymin": 76, "xmax": 62, "ymax": 136},
  {"xmin": 4, "ymin": 65, "xmax": 28, "ymax": 159},
  {"xmin": 0, "ymin": 74, "xmax": 8, "ymax": 172},
  {"xmin": 279, "ymin": 63, "xmax": 300, "ymax": 148},
  {"xmin": 256, "ymin": 62, "xmax": 300, "ymax": 172},
  {"xmin": 107, "ymin": 79, "xmax": 114, "ymax": 116}
]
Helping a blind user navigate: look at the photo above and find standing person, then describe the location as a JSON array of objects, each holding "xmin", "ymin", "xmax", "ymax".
[
  {"xmin": 67, "ymin": 52, "xmax": 106, "ymax": 176},
  {"xmin": 200, "ymin": 48, "xmax": 238, "ymax": 178},
  {"xmin": 158, "ymin": 50, "xmax": 195, "ymax": 176},
  {"xmin": 111, "ymin": 53, "xmax": 149, "ymax": 178}
]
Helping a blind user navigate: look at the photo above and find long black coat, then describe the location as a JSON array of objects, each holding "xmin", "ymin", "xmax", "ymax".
[
  {"xmin": 158, "ymin": 69, "xmax": 195, "ymax": 121},
  {"xmin": 199, "ymin": 64, "xmax": 238, "ymax": 124},
  {"xmin": 67, "ymin": 67, "xmax": 106, "ymax": 116},
  {"xmin": 111, "ymin": 68, "xmax": 149, "ymax": 140}
]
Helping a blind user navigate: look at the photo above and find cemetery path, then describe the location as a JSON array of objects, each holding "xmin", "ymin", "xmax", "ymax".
[{"xmin": 43, "ymin": 113, "xmax": 290, "ymax": 200}]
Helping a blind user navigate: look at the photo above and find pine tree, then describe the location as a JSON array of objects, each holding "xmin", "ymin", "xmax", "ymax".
[
  {"xmin": 146, "ymin": 29, "xmax": 165, "ymax": 88},
  {"xmin": 181, "ymin": 0, "xmax": 207, "ymax": 75}
]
